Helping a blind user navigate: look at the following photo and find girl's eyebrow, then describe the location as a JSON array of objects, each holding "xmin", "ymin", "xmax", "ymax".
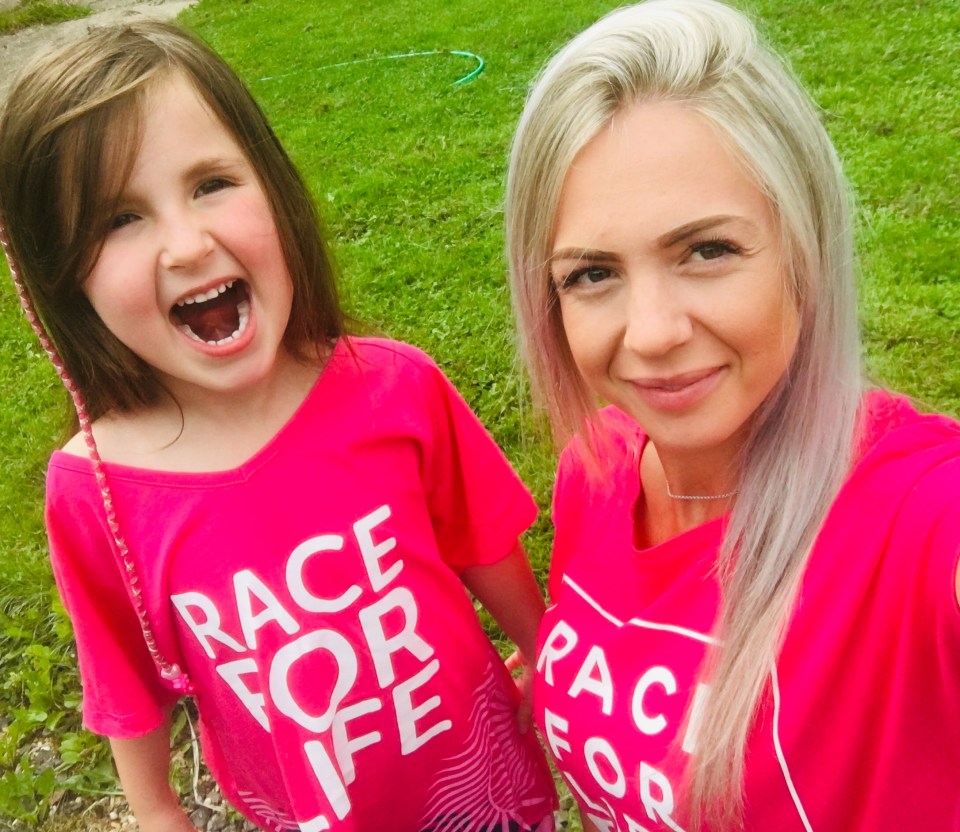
[{"xmin": 182, "ymin": 155, "xmax": 244, "ymax": 180}]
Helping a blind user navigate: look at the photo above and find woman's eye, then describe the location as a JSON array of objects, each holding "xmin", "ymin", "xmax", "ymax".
[
  {"xmin": 195, "ymin": 177, "xmax": 233, "ymax": 197},
  {"xmin": 689, "ymin": 239, "xmax": 741, "ymax": 262},
  {"xmin": 560, "ymin": 266, "xmax": 613, "ymax": 290}
]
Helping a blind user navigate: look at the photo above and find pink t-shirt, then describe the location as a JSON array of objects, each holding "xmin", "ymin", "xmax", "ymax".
[
  {"xmin": 47, "ymin": 338, "xmax": 556, "ymax": 831},
  {"xmin": 535, "ymin": 392, "xmax": 960, "ymax": 831}
]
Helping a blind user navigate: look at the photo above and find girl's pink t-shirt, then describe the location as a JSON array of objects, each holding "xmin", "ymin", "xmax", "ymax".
[
  {"xmin": 47, "ymin": 338, "xmax": 556, "ymax": 831},
  {"xmin": 535, "ymin": 392, "xmax": 960, "ymax": 831}
]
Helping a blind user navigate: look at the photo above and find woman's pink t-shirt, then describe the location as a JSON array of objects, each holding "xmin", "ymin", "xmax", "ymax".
[{"xmin": 536, "ymin": 392, "xmax": 960, "ymax": 831}]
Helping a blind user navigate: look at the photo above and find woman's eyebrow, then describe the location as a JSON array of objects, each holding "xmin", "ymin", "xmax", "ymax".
[
  {"xmin": 549, "ymin": 247, "xmax": 619, "ymax": 263},
  {"xmin": 550, "ymin": 216, "xmax": 757, "ymax": 262},
  {"xmin": 658, "ymin": 214, "xmax": 747, "ymax": 247}
]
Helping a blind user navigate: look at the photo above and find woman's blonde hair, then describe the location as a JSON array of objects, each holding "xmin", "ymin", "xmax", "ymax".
[
  {"xmin": 507, "ymin": 0, "xmax": 862, "ymax": 826},
  {"xmin": 0, "ymin": 20, "xmax": 345, "ymax": 423}
]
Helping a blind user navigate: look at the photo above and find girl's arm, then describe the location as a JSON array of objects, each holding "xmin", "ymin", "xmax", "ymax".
[
  {"xmin": 109, "ymin": 717, "xmax": 198, "ymax": 832},
  {"xmin": 459, "ymin": 540, "xmax": 546, "ymax": 663},
  {"xmin": 580, "ymin": 811, "xmax": 603, "ymax": 832},
  {"xmin": 459, "ymin": 540, "xmax": 546, "ymax": 731}
]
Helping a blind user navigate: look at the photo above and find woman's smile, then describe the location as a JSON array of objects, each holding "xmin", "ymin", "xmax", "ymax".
[{"xmin": 628, "ymin": 366, "xmax": 727, "ymax": 412}]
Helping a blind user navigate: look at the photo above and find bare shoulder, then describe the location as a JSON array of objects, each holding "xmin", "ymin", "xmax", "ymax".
[
  {"xmin": 56, "ymin": 417, "xmax": 139, "ymax": 461},
  {"xmin": 59, "ymin": 431, "xmax": 88, "ymax": 457},
  {"xmin": 58, "ymin": 408, "xmax": 180, "ymax": 467}
]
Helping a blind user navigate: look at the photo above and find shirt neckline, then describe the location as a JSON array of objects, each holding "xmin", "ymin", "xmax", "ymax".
[{"xmin": 49, "ymin": 337, "xmax": 350, "ymax": 484}]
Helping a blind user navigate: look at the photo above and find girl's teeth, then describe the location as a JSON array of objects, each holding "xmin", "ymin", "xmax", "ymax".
[{"xmin": 176, "ymin": 280, "xmax": 235, "ymax": 307}]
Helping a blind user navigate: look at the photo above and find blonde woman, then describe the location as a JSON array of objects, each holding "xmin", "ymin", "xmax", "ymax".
[{"xmin": 506, "ymin": 1, "xmax": 960, "ymax": 830}]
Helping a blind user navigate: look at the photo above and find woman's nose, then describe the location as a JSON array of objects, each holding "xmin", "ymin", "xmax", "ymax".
[
  {"xmin": 158, "ymin": 211, "xmax": 214, "ymax": 271},
  {"xmin": 621, "ymin": 274, "xmax": 693, "ymax": 357}
]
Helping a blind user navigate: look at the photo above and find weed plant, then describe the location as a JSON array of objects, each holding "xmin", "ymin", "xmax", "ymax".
[{"xmin": 1, "ymin": 0, "xmax": 958, "ymax": 826}]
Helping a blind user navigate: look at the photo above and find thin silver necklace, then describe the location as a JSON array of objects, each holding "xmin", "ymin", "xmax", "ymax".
[{"xmin": 665, "ymin": 482, "xmax": 739, "ymax": 501}]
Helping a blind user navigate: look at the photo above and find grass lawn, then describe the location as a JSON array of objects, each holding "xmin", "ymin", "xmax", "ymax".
[{"xmin": 1, "ymin": 0, "xmax": 958, "ymax": 826}]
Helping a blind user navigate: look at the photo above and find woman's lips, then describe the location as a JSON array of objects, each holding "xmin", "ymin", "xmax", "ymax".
[{"xmin": 630, "ymin": 366, "xmax": 726, "ymax": 411}]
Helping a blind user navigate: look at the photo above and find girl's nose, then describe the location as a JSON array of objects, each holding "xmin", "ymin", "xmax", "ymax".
[
  {"xmin": 158, "ymin": 212, "xmax": 214, "ymax": 271},
  {"xmin": 621, "ymin": 274, "xmax": 693, "ymax": 357}
]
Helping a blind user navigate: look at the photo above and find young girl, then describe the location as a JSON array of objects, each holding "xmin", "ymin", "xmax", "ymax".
[
  {"xmin": 0, "ymin": 20, "xmax": 556, "ymax": 832},
  {"xmin": 507, "ymin": 1, "xmax": 960, "ymax": 830}
]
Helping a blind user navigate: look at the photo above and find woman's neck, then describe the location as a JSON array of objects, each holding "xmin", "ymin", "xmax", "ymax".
[{"xmin": 635, "ymin": 439, "xmax": 737, "ymax": 548}]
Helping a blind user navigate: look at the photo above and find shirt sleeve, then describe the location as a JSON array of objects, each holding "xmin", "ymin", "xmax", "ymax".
[
  {"xmin": 46, "ymin": 460, "xmax": 179, "ymax": 738},
  {"xmin": 411, "ymin": 354, "xmax": 538, "ymax": 572},
  {"xmin": 911, "ymin": 456, "xmax": 960, "ymax": 656}
]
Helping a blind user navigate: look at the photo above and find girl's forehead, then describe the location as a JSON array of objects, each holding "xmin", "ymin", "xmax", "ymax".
[
  {"xmin": 112, "ymin": 75, "xmax": 238, "ymax": 188},
  {"xmin": 142, "ymin": 74, "xmax": 242, "ymax": 151},
  {"xmin": 140, "ymin": 72, "xmax": 207, "ymax": 133}
]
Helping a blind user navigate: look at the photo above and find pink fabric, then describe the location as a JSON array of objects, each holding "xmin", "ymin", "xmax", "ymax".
[
  {"xmin": 47, "ymin": 338, "xmax": 556, "ymax": 832},
  {"xmin": 535, "ymin": 391, "xmax": 960, "ymax": 831}
]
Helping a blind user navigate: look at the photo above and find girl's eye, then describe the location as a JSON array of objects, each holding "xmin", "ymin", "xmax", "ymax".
[
  {"xmin": 195, "ymin": 177, "xmax": 233, "ymax": 197},
  {"xmin": 109, "ymin": 212, "xmax": 140, "ymax": 231},
  {"xmin": 559, "ymin": 265, "xmax": 614, "ymax": 290},
  {"xmin": 688, "ymin": 239, "xmax": 742, "ymax": 262}
]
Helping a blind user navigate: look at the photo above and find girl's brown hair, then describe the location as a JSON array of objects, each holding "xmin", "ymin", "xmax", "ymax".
[{"xmin": 0, "ymin": 19, "xmax": 345, "ymax": 422}]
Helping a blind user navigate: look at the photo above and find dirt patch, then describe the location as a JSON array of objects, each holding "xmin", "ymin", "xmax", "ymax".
[{"xmin": 0, "ymin": 0, "xmax": 198, "ymax": 101}]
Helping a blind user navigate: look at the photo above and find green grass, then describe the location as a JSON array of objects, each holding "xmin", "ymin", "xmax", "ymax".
[
  {"xmin": 1, "ymin": 0, "xmax": 959, "ymax": 826},
  {"xmin": 0, "ymin": 0, "xmax": 90, "ymax": 35}
]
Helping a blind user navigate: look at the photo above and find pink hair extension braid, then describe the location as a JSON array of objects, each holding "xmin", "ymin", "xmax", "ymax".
[{"xmin": 0, "ymin": 216, "xmax": 193, "ymax": 694}]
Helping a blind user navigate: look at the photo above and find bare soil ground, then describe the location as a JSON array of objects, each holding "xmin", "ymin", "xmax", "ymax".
[{"xmin": 0, "ymin": 0, "xmax": 198, "ymax": 101}]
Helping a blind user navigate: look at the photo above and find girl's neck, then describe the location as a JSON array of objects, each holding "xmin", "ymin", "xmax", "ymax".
[{"xmin": 78, "ymin": 347, "xmax": 327, "ymax": 473}]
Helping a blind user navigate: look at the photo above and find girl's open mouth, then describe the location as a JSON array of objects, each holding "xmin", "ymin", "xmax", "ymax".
[{"xmin": 170, "ymin": 279, "xmax": 251, "ymax": 345}]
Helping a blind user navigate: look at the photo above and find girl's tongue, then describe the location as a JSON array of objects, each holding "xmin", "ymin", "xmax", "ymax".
[{"xmin": 172, "ymin": 281, "xmax": 249, "ymax": 344}]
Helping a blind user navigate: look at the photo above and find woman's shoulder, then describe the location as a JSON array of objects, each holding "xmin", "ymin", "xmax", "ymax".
[
  {"xmin": 858, "ymin": 389, "xmax": 960, "ymax": 469},
  {"xmin": 850, "ymin": 389, "xmax": 960, "ymax": 522},
  {"xmin": 558, "ymin": 405, "xmax": 643, "ymax": 475},
  {"xmin": 859, "ymin": 392, "xmax": 960, "ymax": 620}
]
